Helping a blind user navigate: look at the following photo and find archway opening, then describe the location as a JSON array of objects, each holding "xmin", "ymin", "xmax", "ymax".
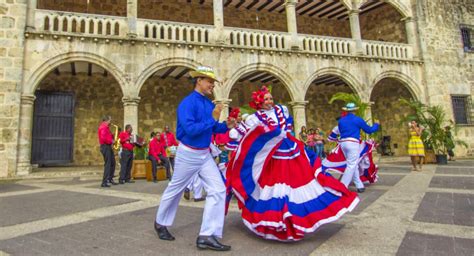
[
  {"xmin": 33, "ymin": 61, "xmax": 124, "ymax": 166},
  {"xmin": 138, "ymin": 65, "xmax": 195, "ymax": 138},
  {"xmin": 304, "ymin": 74, "xmax": 356, "ymax": 136},
  {"xmin": 370, "ymin": 77, "xmax": 415, "ymax": 156}
]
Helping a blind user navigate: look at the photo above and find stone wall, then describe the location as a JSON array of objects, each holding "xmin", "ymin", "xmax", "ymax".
[
  {"xmin": 360, "ymin": 4, "xmax": 407, "ymax": 43},
  {"xmin": 370, "ymin": 78, "xmax": 414, "ymax": 156},
  {"xmin": 138, "ymin": 0, "xmax": 213, "ymax": 25},
  {"xmin": 0, "ymin": 1, "xmax": 27, "ymax": 177},
  {"xmin": 416, "ymin": 0, "xmax": 474, "ymax": 157},
  {"xmin": 37, "ymin": 72, "xmax": 124, "ymax": 166},
  {"xmin": 297, "ymin": 16, "xmax": 351, "ymax": 38},
  {"xmin": 305, "ymin": 84, "xmax": 353, "ymax": 136},
  {"xmin": 138, "ymin": 75, "xmax": 194, "ymax": 137},
  {"xmin": 38, "ymin": 0, "xmax": 127, "ymax": 16}
]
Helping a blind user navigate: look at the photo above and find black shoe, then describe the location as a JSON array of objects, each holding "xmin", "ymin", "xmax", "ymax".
[
  {"xmin": 357, "ymin": 188, "xmax": 366, "ymax": 193},
  {"xmin": 108, "ymin": 180, "xmax": 119, "ymax": 185},
  {"xmin": 183, "ymin": 189, "xmax": 190, "ymax": 200},
  {"xmin": 196, "ymin": 236, "xmax": 231, "ymax": 251},
  {"xmin": 154, "ymin": 223, "xmax": 175, "ymax": 241},
  {"xmin": 101, "ymin": 183, "xmax": 110, "ymax": 188},
  {"xmin": 126, "ymin": 180, "xmax": 135, "ymax": 183},
  {"xmin": 119, "ymin": 180, "xmax": 125, "ymax": 184},
  {"xmin": 194, "ymin": 197, "xmax": 205, "ymax": 202},
  {"xmin": 153, "ymin": 179, "xmax": 157, "ymax": 183}
]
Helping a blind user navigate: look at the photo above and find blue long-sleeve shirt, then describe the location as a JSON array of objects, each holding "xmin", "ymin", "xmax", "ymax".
[
  {"xmin": 338, "ymin": 113, "xmax": 379, "ymax": 140},
  {"xmin": 176, "ymin": 91, "xmax": 228, "ymax": 148}
]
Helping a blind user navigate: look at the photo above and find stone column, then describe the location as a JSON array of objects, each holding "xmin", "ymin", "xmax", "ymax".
[
  {"xmin": 26, "ymin": 0, "xmax": 37, "ymax": 31},
  {"xmin": 285, "ymin": 0, "xmax": 300, "ymax": 50},
  {"xmin": 364, "ymin": 101, "xmax": 374, "ymax": 125},
  {"xmin": 127, "ymin": 0, "xmax": 138, "ymax": 38},
  {"xmin": 16, "ymin": 94, "xmax": 36, "ymax": 176},
  {"xmin": 214, "ymin": 98, "xmax": 232, "ymax": 122},
  {"xmin": 348, "ymin": 10, "xmax": 364, "ymax": 55},
  {"xmin": 213, "ymin": 0, "xmax": 225, "ymax": 44},
  {"xmin": 403, "ymin": 17, "xmax": 419, "ymax": 58},
  {"xmin": 288, "ymin": 101, "xmax": 308, "ymax": 135},
  {"xmin": 122, "ymin": 97, "xmax": 140, "ymax": 132}
]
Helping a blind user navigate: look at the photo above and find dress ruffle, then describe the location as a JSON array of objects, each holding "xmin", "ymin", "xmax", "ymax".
[{"xmin": 322, "ymin": 139, "xmax": 379, "ymax": 184}]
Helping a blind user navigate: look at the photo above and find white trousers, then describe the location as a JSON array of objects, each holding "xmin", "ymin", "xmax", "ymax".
[
  {"xmin": 155, "ymin": 144, "xmax": 226, "ymax": 237},
  {"xmin": 186, "ymin": 173, "xmax": 204, "ymax": 199},
  {"xmin": 340, "ymin": 140, "xmax": 364, "ymax": 189}
]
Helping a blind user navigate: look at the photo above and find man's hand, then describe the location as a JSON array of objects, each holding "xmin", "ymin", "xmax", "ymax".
[
  {"xmin": 213, "ymin": 104, "xmax": 224, "ymax": 121},
  {"xmin": 227, "ymin": 117, "xmax": 237, "ymax": 129}
]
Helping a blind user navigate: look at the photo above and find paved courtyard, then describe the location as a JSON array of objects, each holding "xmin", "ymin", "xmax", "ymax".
[{"xmin": 0, "ymin": 160, "xmax": 473, "ymax": 255}]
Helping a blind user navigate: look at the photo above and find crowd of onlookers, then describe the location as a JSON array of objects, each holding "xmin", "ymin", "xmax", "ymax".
[{"xmin": 298, "ymin": 126, "xmax": 327, "ymax": 159}]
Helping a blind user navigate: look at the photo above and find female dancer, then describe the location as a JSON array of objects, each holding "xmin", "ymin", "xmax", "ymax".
[{"xmin": 226, "ymin": 86, "xmax": 359, "ymax": 241}]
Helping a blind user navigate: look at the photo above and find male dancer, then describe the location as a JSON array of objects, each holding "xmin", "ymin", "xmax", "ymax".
[
  {"xmin": 154, "ymin": 66, "xmax": 236, "ymax": 251},
  {"xmin": 338, "ymin": 103, "xmax": 379, "ymax": 192}
]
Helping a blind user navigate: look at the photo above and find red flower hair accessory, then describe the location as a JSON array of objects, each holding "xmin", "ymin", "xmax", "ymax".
[
  {"xmin": 229, "ymin": 107, "xmax": 240, "ymax": 119},
  {"xmin": 249, "ymin": 86, "xmax": 270, "ymax": 110}
]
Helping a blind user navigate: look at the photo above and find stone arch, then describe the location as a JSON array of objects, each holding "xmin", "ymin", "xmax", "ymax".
[
  {"xmin": 24, "ymin": 52, "xmax": 128, "ymax": 95},
  {"xmin": 303, "ymin": 67, "xmax": 364, "ymax": 100},
  {"xmin": 369, "ymin": 71, "xmax": 420, "ymax": 156},
  {"xmin": 134, "ymin": 57, "xmax": 202, "ymax": 97},
  {"xmin": 223, "ymin": 63, "xmax": 297, "ymax": 101},
  {"xmin": 357, "ymin": 0, "xmax": 411, "ymax": 18},
  {"xmin": 369, "ymin": 71, "xmax": 422, "ymax": 102}
]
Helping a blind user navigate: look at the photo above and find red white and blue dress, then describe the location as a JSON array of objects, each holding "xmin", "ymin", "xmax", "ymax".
[
  {"xmin": 226, "ymin": 105, "xmax": 359, "ymax": 241},
  {"xmin": 322, "ymin": 126, "xmax": 379, "ymax": 184}
]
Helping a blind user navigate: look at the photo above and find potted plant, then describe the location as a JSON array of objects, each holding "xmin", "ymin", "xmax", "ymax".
[{"xmin": 399, "ymin": 99, "xmax": 467, "ymax": 165}]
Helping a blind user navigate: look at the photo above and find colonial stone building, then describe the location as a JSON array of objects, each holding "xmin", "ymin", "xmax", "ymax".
[{"xmin": 0, "ymin": 0, "xmax": 472, "ymax": 177}]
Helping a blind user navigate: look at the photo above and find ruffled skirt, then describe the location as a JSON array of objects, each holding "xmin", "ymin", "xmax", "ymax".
[{"xmin": 226, "ymin": 126, "xmax": 359, "ymax": 241}]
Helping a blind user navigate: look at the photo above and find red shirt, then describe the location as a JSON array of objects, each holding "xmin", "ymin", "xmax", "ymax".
[
  {"xmin": 160, "ymin": 132, "xmax": 178, "ymax": 147},
  {"xmin": 148, "ymin": 137, "xmax": 167, "ymax": 160},
  {"xmin": 98, "ymin": 122, "xmax": 113, "ymax": 145},
  {"xmin": 119, "ymin": 131, "xmax": 134, "ymax": 151}
]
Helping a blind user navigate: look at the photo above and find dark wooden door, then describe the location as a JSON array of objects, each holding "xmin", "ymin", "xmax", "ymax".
[{"xmin": 31, "ymin": 91, "xmax": 75, "ymax": 165}]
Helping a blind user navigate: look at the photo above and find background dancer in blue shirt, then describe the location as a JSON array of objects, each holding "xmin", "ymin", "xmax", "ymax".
[
  {"xmin": 338, "ymin": 103, "xmax": 380, "ymax": 193},
  {"xmin": 154, "ymin": 66, "xmax": 236, "ymax": 251}
]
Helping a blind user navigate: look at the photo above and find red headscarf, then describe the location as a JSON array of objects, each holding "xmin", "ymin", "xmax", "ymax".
[{"xmin": 249, "ymin": 86, "xmax": 270, "ymax": 110}]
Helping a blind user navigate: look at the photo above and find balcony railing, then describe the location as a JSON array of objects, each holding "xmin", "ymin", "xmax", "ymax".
[
  {"xmin": 301, "ymin": 35, "xmax": 354, "ymax": 55},
  {"xmin": 363, "ymin": 40, "xmax": 412, "ymax": 59},
  {"xmin": 138, "ymin": 19, "xmax": 213, "ymax": 44},
  {"xmin": 35, "ymin": 9, "xmax": 127, "ymax": 37},
  {"xmin": 32, "ymin": 10, "xmax": 415, "ymax": 61},
  {"xmin": 225, "ymin": 27, "xmax": 289, "ymax": 50}
]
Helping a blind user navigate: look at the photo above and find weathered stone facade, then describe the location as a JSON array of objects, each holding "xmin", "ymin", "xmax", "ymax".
[
  {"xmin": 415, "ymin": 0, "xmax": 474, "ymax": 157},
  {"xmin": 0, "ymin": 1, "xmax": 27, "ymax": 177},
  {"xmin": 0, "ymin": 0, "xmax": 472, "ymax": 178}
]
